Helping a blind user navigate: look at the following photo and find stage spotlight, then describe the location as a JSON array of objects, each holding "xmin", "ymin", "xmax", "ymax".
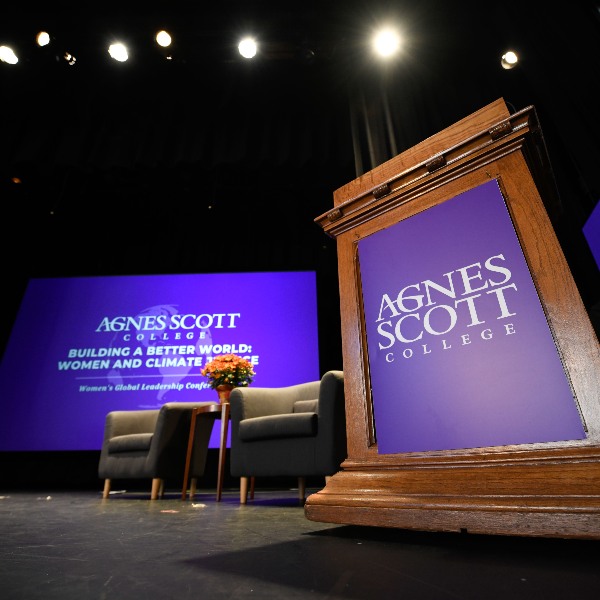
[
  {"xmin": 238, "ymin": 37, "xmax": 257, "ymax": 59},
  {"xmin": 36, "ymin": 31, "xmax": 51, "ymax": 47},
  {"xmin": 156, "ymin": 30, "xmax": 172, "ymax": 48},
  {"xmin": 501, "ymin": 50, "xmax": 518, "ymax": 69},
  {"xmin": 108, "ymin": 42, "xmax": 128, "ymax": 62},
  {"xmin": 63, "ymin": 51, "xmax": 77, "ymax": 66},
  {"xmin": 373, "ymin": 27, "xmax": 401, "ymax": 58},
  {"xmin": 0, "ymin": 45, "xmax": 18, "ymax": 64}
]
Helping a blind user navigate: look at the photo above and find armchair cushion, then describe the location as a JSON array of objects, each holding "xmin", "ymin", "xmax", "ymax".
[
  {"xmin": 107, "ymin": 433, "xmax": 153, "ymax": 454},
  {"xmin": 239, "ymin": 412, "xmax": 317, "ymax": 441},
  {"xmin": 293, "ymin": 399, "xmax": 318, "ymax": 413}
]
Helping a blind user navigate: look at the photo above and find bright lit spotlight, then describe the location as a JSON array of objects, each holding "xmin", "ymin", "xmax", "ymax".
[
  {"xmin": 36, "ymin": 31, "xmax": 50, "ymax": 47},
  {"xmin": 501, "ymin": 50, "xmax": 519, "ymax": 69},
  {"xmin": 0, "ymin": 45, "xmax": 18, "ymax": 64},
  {"xmin": 238, "ymin": 37, "xmax": 257, "ymax": 59},
  {"xmin": 108, "ymin": 43, "xmax": 129, "ymax": 62},
  {"xmin": 373, "ymin": 27, "xmax": 401, "ymax": 58},
  {"xmin": 156, "ymin": 30, "xmax": 172, "ymax": 48}
]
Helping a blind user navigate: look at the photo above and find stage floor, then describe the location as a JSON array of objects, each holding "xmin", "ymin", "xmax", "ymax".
[{"xmin": 1, "ymin": 487, "xmax": 599, "ymax": 599}]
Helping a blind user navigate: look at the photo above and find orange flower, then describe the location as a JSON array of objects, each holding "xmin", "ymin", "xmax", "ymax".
[{"xmin": 200, "ymin": 353, "xmax": 255, "ymax": 389}]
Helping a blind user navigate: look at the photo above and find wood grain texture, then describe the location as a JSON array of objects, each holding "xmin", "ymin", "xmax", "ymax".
[{"xmin": 308, "ymin": 98, "xmax": 600, "ymax": 539}]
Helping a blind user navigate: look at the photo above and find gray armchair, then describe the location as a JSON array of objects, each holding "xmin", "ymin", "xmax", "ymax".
[
  {"xmin": 229, "ymin": 370, "xmax": 346, "ymax": 504},
  {"xmin": 98, "ymin": 401, "xmax": 216, "ymax": 499}
]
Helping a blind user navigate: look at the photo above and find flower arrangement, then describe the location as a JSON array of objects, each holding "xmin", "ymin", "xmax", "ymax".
[{"xmin": 200, "ymin": 353, "xmax": 255, "ymax": 389}]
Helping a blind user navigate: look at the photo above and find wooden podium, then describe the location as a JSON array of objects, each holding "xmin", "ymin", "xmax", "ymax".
[{"xmin": 306, "ymin": 98, "xmax": 600, "ymax": 539}]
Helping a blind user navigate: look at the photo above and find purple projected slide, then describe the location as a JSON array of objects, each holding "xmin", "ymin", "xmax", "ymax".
[
  {"xmin": 583, "ymin": 199, "xmax": 600, "ymax": 269},
  {"xmin": 358, "ymin": 179, "xmax": 586, "ymax": 454},
  {"xmin": 0, "ymin": 271, "xmax": 320, "ymax": 451}
]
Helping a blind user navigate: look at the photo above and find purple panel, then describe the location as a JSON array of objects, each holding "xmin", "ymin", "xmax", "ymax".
[
  {"xmin": 358, "ymin": 180, "xmax": 585, "ymax": 454},
  {"xmin": 0, "ymin": 271, "xmax": 320, "ymax": 451},
  {"xmin": 583, "ymin": 199, "xmax": 600, "ymax": 270}
]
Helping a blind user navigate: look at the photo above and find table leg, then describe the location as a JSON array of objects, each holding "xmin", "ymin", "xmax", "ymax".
[
  {"xmin": 181, "ymin": 408, "xmax": 198, "ymax": 500},
  {"xmin": 216, "ymin": 402, "xmax": 230, "ymax": 501}
]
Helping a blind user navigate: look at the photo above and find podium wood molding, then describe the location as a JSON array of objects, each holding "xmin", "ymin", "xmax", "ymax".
[{"xmin": 307, "ymin": 98, "xmax": 600, "ymax": 539}]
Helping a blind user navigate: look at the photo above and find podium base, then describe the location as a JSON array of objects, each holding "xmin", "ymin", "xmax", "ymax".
[{"xmin": 305, "ymin": 447, "xmax": 600, "ymax": 540}]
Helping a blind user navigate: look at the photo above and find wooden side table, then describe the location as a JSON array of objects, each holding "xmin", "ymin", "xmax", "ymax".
[{"xmin": 181, "ymin": 402, "xmax": 230, "ymax": 501}]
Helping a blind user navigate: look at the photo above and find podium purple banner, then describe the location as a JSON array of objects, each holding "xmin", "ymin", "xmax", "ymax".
[{"xmin": 358, "ymin": 179, "xmax": 586, "ymax": 454}]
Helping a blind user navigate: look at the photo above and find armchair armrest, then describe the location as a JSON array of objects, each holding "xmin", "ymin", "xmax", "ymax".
[{"xmin": 313, "ymin": 370, "xmax": 346, "ymax": 471}]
